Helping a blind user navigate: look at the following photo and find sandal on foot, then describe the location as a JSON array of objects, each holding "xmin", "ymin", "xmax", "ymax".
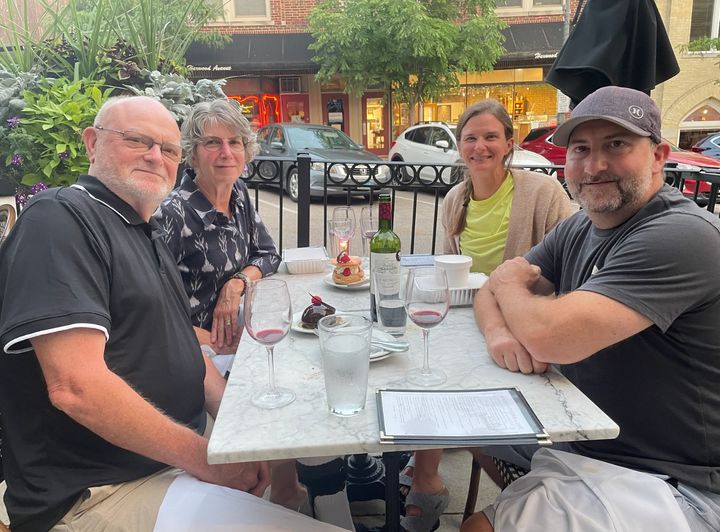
[
  {"xmin": 399, "ymin": 453, "xmax": 416, "ymax": 495},
  {"xmin": 400, "ymin": 487, "xmax": 449, "ymax": 532}
]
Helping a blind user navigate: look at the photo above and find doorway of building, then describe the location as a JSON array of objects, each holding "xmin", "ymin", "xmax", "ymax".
[
  {"xmin": 321, "ymin": 93, "xmax": 350, "ymax": 134},
  {"xmin": 362, "ymin": 92, "xmax": 388, "ymax": 156},
  {"xmin": 678, "ymin": 101, "xmax": 720, "ymax": 148}
]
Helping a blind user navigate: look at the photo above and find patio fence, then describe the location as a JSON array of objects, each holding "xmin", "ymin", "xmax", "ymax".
[{"xmin": 240, "ymin": 155, "xmax": 720, "ymax": 253}]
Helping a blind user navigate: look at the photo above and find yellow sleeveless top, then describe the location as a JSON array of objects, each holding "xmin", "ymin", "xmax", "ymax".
[{"xmin": 459, "ymin": 173, "xmax": 514, "ymax": 274}]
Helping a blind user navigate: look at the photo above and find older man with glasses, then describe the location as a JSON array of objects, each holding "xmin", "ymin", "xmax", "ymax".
[{"xmin": 0, "ymin": 96, "xmax": 341, "ymax": 532}]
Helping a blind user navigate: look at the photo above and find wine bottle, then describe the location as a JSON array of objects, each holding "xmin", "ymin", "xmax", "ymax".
[{"xmin": 369, "ymin": 193, "xmax": 401, "ymax": 322}]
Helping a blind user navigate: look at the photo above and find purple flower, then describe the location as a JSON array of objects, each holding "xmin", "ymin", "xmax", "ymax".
[
  {"xmin": 30, "ymin": 182, "xmax": 47, "ymax": 194},
  {"xmin": 15, "ymin": 191, "xmax": 29, "ymax": 206},
  {"xmin": 10, "ymin": 153, "xmax": 23, "ymax": 167},
  {"xmin": 59, "ymin": 150, "xmax": 70, "ymax": 162},
  {"xmin": 6, "ymin": 116, "xmax": 20, "ymax": 129}
]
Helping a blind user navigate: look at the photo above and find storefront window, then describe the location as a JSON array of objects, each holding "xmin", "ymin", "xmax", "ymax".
[
  {"xmin": 391, "ymin": 67, "xmax": 557, "ymax": 141},
  {"xmin": 365, "ymin": 97, "xmax": 386, "ymax": 150}
]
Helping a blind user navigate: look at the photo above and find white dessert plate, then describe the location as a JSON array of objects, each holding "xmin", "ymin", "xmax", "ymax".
[
  {"xmin": 323, "ymin": 274, "xmax": 370, "ymax": 291},
  {"xmin": 370, "ymin": 328, "xmax": 399, "ymax": 362},
  {"xmin": 291, "ymin": 311, "xmax": 320, "ymax": 334},
  {"xmin": 290, "ymin": 311, "xmax": 396, "ymax": 362}
]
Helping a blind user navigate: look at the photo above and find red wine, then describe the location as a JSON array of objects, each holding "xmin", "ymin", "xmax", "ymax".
[
  {"xmin": 409, "ymin": 309, "xmax": 444, "ymax": 328},
  {"xmin": 254, "ymin": 328, "xmax": 286, "ymax": 345},
  {"xmin": 370, "ymin": 194, "xmax": 401, "ymax": 322}
]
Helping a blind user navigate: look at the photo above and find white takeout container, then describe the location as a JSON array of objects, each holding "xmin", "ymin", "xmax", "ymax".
[
  {"xmin": 434, "ymin": 254, "xmax": 472, "ymax": 288},
  {"xmin": 449, "ymin": 272, "xmax": 488, "ymax": 306},
  {"xmin": 283, "ymin": 246, "xmax": 330, "ymax": 274}
]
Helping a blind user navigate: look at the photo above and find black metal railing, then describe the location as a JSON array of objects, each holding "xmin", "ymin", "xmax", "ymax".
[{"xmin": 239, "ymin": 155, "xmax": 719, "ymax": 253}]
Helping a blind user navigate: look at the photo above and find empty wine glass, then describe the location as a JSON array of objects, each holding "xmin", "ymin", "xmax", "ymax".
[
  {"xmin": 360, "ymin": 206, "xmax": 378, "ymax": 257},
  {"xmin": 404, "ymin": 267, "xmax": 450, "ymax": 386},
  {"xmin": 332, "ymin": 206, "xmax": 356, "ymax": 254},
  {"xmin": 243, "ymin": 278, "xmax": 294, "ymax": 409}
]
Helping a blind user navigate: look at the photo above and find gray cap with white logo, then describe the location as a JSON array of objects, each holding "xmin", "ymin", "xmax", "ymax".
[{"xmin": 553, "ymin": 86, "xmax": 661, "ymax": 146}]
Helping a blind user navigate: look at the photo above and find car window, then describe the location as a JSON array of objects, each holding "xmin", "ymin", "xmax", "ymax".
[
  {"xmin": 523, "ymin": 127, "xmax": 552, "ymax": 143},
  {"xmin": 270, "ymin": 127, "xmax": 285, "ymax": 145},
  {"xmin": 407, "ymin": 126, "xmax": 431, "ymax": 145},
  {"xmin": 256, "ymin": 127, "xmax": 270, "ymax": 145},
  {"xmin": 430, "ymin": 127, "xmax": 454, "ymax": 148},
  {"xmin": 710, "ymin": 135, "xmax": 720, "ymax": 148},
  {"xmin": 286, "ymin": 127, "xmax": 358, "ymax": 150}
]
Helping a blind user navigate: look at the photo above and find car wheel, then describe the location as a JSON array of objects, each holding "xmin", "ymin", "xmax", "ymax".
[
  {"xmin": 392, "ymin": 156, "xmax": 412, "ymax": 186},
  {"xmin": 286, "ymin": 168, "xmax": 299, "ymax": 202}
]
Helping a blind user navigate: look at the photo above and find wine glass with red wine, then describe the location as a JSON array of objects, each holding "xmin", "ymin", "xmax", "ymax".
[
  {"xmin": 243, "ymin": 278, "xmax": 294, "ymax": 408},
  {"xmin": 404, "ymin": 267, "xmax": 450, "ymax": 386}
]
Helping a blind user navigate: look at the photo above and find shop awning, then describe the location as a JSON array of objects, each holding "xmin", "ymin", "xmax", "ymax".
[
  {"xmin": 185, "ymin": 24, "xmax": 564, "ymax": 77},
  {"xmin": 498, "ymin": 22, "xmax": 565, "ymax": 67},
  {"xmin": 185, "ymin": 33, "xmax": 316, "ymax": 77}
]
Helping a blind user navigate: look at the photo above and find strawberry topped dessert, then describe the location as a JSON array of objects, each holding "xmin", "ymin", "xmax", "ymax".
[{"xmin": 331, "ymin": 251, "xmax": 365, "ymax": 285}]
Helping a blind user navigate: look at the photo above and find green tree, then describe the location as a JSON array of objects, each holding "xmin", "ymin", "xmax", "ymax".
[{"xmin": 308, "ymin": 0, "xmax": 507, "ymax": 123}]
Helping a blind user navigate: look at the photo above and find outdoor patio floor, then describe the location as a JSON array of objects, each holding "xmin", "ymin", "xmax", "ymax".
[{"xmin": 351, "ymin": 448, "xmax": 501, "ymax": 531}]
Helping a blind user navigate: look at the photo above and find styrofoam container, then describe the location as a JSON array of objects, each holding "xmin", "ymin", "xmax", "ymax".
[
  {"xmin": 283, "ymin": 246, "xmax": 330, "ymax": 274},
  {"xmin": 449, "ymin": 272, "xmax": 488, "ymax": 306},
  {"xmin": 434, "ymin": 254, "xmax": 472, "ymax": 288}
]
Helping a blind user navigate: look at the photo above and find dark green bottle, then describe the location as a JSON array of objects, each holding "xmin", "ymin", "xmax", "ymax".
[{"xmin": 369, "ymin": 193, "xmax": 402, "ymax": 322}]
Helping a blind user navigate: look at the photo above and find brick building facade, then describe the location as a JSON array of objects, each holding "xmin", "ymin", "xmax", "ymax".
[
  {"xmin": 654, "ymin": 0, "xmax": 720, "ymax": 148},
  {"xmin": 187, "ymin": 0, "xmax": 582, "ymax": 152}
]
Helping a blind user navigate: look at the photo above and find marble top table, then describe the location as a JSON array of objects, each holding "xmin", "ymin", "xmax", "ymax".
[{"xmin": 208, "ymin": 269, "xmax": 619, "ymax": 464}]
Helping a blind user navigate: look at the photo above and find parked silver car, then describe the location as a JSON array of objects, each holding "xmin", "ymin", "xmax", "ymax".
[
  {"xmin": 388, "ymin": 121, "xmax": 554, "ymax": 185},
  {"xmin": 255, "ymin": 123, "xmax": 389, "ymax": 202}
]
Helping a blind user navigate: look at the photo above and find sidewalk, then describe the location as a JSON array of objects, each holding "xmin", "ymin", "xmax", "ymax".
[{"xmin": 352, "ymin": 448, "xmax": 501, "ymax": 531}]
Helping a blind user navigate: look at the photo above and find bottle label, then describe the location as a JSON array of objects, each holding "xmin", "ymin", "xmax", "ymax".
[{"xmin": 370, "ymin": 252, "xmax": 401, "ymax": 295}]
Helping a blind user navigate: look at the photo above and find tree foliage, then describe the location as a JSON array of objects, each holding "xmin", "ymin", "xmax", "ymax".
[{"xmin": 308, "ymin": 0, "xmax": 506, "ymax": 116}]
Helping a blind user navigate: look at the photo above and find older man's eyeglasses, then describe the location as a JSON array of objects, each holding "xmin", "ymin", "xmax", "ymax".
[
  {"xmin": 95, "ymin": 126, "xmax": 183, "ymax": 162},
  {"xmin": 199, "ymin": 136, "xmax": 248, "ymax": 152}
]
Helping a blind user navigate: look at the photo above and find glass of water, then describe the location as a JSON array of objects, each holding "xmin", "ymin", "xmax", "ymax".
[{"xmin": 318, "ymin": 313, "xmax": 372, "ymax": 416}]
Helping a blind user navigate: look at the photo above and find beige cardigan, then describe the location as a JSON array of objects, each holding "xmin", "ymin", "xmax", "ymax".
[{"xmin": 441, "ymin": 169, "xmax": 574, "ymax": 261}]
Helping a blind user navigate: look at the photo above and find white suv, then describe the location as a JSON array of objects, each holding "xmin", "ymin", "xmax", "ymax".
[{"xmin": 388, "ymin": 122, "xmax": 553, "ymax": 185}]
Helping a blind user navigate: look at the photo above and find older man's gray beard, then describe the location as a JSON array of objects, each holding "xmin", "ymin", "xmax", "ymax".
[
  {"xmin": 97, "ymin": 169, "xmax": 174, "ymax": 210},
  {"xmin": 568, "ymin": 171, "xmax": 651, "ymax": 214}
]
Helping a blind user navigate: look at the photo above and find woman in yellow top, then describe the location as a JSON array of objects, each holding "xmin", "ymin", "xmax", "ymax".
[
  {"xmin": 401, "ymin": 101, "xmax": 573, "ymax": 532},
  {"xmin": 441, "ymin": 99, "xmax": 573, "ymax": 274}
]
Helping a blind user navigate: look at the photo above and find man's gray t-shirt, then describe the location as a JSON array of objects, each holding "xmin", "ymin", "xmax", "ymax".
[{"xmin": 526, "ymin": 184, "xmax": 720, "ymax": 493}]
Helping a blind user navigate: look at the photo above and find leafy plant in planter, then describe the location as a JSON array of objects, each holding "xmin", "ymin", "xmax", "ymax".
[
  {"xmin": 126, "ymin": 70, "xmax": 226, "ymax": 123},
  {"xmin": 0, "ymin": 69, "xmax": 40, "ymax": 123},
  {"xmin": 2, "ymin": 77, "xmax": 113, "ymax": 188}
]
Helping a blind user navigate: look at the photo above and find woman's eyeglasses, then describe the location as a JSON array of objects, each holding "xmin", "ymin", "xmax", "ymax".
[
  {"xmin": 199, "ymin": 136, "xmax": 248, "ymax": 152},
  {"xmin": 95, "ymin": 126, "xmax": 182, "ymax": 162}
]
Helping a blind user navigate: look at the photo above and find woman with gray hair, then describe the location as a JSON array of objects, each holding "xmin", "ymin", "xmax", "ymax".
[
  {"xmin": 154, "ymin": 99, "xmax": 281, "ymax": 353},
  {"xmin": 155, "ymin": 101, "xmax": 356, "ymax": 527}
]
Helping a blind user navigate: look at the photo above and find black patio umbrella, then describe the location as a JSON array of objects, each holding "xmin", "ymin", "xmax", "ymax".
[{"xmin": 545, "ymin": 0, "xmax": 680, "ymax": 106}]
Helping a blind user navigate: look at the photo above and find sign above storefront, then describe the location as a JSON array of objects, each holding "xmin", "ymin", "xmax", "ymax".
[
  {"xmin": 534, "ymin": 52, "xmax": 558, "ymax": 60},
  {"xmin": 187, "ymin": 64, "xmax": 233, "ymax": 72}
]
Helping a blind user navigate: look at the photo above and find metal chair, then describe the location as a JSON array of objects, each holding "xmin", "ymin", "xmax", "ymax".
[{"xmin": 463, "ymin": 456, "xmax": 529, "ymax": 522}]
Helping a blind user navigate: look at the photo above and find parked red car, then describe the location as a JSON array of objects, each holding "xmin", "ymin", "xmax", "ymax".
[{"xmin": 521, "ymin": 126, "xmax": 720, "ymax": 201}]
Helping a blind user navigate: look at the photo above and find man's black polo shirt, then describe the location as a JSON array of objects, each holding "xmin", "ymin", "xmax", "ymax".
[{"xmin": 0, "ymin": 175, "xmax": 207, "ymax": 532}]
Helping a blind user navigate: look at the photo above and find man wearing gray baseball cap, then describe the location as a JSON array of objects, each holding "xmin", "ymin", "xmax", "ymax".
[{"xmin": 464, "ymin": 86, "xmax": 720, "ymax": 531}]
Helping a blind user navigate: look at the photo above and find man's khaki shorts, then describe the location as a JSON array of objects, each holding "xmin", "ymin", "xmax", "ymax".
[{"xmin": 51, "ymin": 468, "xmax": 179, "ymax": 532}]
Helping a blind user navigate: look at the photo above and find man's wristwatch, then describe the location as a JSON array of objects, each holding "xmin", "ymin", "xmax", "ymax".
[{"xmin": 231, "ymin": 271, "xmax": 251, "ymax": 296}]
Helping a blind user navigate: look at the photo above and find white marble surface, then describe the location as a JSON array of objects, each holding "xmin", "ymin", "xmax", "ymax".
[{"xmin": 208, "ymin": 269, "xmax": 619, "ymax": 464}]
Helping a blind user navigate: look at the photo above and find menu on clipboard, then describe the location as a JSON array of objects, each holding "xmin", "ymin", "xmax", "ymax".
[{"xmin": 376, "ymin": 388, "xmax": 551, "ymax": 446}]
